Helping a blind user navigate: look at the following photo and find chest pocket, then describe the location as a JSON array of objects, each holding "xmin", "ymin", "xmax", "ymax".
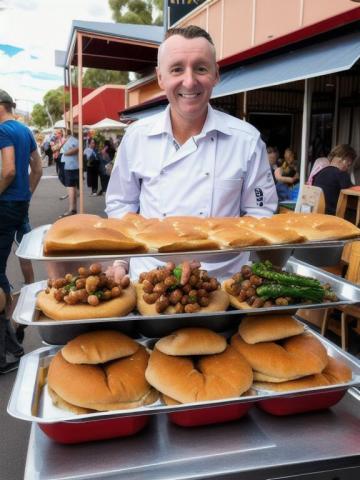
[{"xmin": 213, "ymin": 178, "xmax": 244, "ymax": 216}]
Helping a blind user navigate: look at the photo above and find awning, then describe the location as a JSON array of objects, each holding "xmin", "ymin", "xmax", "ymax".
[
  {"xmin": 121, "ymin": 103, "xmax": 168, "ymax": 121},
  {"xmin": 212, "ymin": 31, "xmax": 360, "ymax": 98},
  {"xmin": 120, "ymin": 30, "xmax": 360, "ymax": 120},
  {"xmin": 66, "ymin": 21, "xmax": 163, "ymax": 72}
]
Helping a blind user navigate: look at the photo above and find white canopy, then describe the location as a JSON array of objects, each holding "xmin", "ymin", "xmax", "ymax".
[
  {"xmin": 54, "ymin": 119, "xmax": 66, "ymax": 128},
  {"xmin": 87, "ymin": 117, "xmax": 127, "ymax": 130}
]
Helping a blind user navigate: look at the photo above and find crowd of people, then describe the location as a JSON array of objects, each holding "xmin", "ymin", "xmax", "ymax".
[
  {"xmin": 267, "ymin": 143, "xmax": 358, "ymax": 214},
  {"xmin": 38, "ymin": 129, "xmax": 118, "ymax": 217}
]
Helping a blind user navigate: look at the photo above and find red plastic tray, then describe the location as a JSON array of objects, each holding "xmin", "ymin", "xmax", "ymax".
[
  {"xmin": 39, "ymin": 414, "xmax": 150, "ymax": 444},
  {"xmin": 257, "ymin": 389, "xmax": 346, "ymax": 416},
  {"xmin": 168, "ymin": 402, "xmax": 254, "ymax": 427}
]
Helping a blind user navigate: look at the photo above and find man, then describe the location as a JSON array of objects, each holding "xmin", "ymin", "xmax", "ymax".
[
  {"xmin": 0, "ymin": 89, "xmax": 42, "ymax": 373},
  {"xmin": 106, "ymin": 26, "xmax": 277, "ymax": 278},
  {"xmin": 313, "ymin": 144, "xmax": 356, "ymax": 215}
]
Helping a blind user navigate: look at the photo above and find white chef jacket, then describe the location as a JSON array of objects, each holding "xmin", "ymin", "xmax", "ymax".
[{"xmin": 106, "ymin": 105, "xmax": 278, "ymax": 279}]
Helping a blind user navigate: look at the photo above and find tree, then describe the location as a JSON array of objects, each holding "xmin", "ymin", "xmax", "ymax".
[
  {"xmin": 43, "ymin": 87, "xmax": 68, "ymax": 123},
  {"xmin": 31, "ymin": 103, "xmax": 48, "ymax": 128},
  {"xmin": 82, "ymin": 68, "xmax": 129, "ymax": 88},
  {"xmin": 108, "ymin": 0, "xmax": 163, "ymax": 26}
]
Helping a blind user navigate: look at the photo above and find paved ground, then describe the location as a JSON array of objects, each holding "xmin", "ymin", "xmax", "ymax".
[
  {"xmin": 1, "ymin": 166, "xmax": 359, "ymax": 479},
  {"xmin": 0, "ymin": 165, "xmax": 106, "ymax": 480}
]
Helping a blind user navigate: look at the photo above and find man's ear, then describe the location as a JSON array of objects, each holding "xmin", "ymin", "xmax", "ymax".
[{"xmin": 156, "ymin": 66, "xmax": 164, "ymax": 90}]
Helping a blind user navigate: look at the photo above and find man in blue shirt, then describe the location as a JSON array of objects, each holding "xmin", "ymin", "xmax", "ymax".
[{"xmin": 0, "ymin": 89, "xmax": 42, "ymax": 374}]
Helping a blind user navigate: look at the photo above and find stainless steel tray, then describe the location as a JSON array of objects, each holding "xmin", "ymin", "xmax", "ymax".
[
  {"xmin": 16, "ymin": 224, "xmax": 357, "ymax": 261},
  {"xmin": 13, "ymin": 257, "xmax": 360, "ymax": 328},
  {"xmin": 7, "ymin": 330, "xmax": 360, "ymax": 424}
]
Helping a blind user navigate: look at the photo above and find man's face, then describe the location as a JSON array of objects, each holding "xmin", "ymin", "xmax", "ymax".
[{"xmin": 156, "ymin": 35, "xmax": 219, "ymax": 126}]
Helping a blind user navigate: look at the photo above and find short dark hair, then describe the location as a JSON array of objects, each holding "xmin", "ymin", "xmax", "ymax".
[
  {"xmin": 164, "ymin": 25, "xmax": 214, "ymax": 45},
  {"xmin": 0, "ymin": 103, "xmax": 13, "ymax": 113}
]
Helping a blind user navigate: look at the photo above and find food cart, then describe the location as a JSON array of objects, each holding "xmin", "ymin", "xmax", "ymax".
[{"xmin": 8, "ymin": 220, "xmax": 360, "ymax": 479}]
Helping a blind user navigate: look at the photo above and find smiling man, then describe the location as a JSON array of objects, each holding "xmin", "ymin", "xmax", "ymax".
[{"xmin": 106, "ymin": 25, "xmax": 277, "ymax": 279}]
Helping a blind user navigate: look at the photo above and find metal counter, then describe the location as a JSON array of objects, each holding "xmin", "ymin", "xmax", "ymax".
[{"xmin": 24, "ymin": 388, "xmax": 360, "ymax": 480}]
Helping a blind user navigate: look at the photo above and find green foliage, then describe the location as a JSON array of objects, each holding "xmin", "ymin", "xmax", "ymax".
[
  {"xmin": 31, "ymin": 103, "xmax": 48, "ymax": 128},
  {"xmin": 43, "ymin": 87, "xmax": 68, "ymax": 123},
  {"xmin": 82, "ymin": 68, "xmax": 129, "ymax": 88},
  {"xmin": 108, "ymin": 0, "xmax": 163, "ymax": 25}
]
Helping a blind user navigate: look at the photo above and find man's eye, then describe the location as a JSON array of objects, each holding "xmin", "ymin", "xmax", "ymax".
[
  {"xmin": 197, "ymin": 66, "xmax": 209, "ymax": 73},
  {"xmin": 170, "ymin": 67, "xmax": 183, "ymax": 74}
]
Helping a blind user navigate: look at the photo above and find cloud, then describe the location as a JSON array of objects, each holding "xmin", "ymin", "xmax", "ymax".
[{"xmin": 0, "ymin": 0, "xmax": 113, "ymax": 112}]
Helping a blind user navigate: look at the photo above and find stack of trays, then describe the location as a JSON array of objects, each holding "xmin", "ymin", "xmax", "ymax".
[
  {"xmin": 7, "ymin": 332, "xmax": 360, "ymax": 443},
  {"xmin": 8, "ymin": 224, "xmax": 360, "ymax": 444}
]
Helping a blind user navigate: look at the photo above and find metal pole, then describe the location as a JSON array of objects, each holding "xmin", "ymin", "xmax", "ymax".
[
  {"xmin": 163, "ymin": 0, "xmax": 168, "ymax": 32},
  {"xmin": 77, "ymin": 32, "xmax": 84, "ymax": 214},
  {"xmin": 295, "ymin": 77, "xmax": 313, "ymax": 212}
]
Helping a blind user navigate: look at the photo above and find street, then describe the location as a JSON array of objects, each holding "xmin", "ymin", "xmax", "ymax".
[{"xmin": 0, "ymin": 166, "xmax": 106, "ymax": 480}]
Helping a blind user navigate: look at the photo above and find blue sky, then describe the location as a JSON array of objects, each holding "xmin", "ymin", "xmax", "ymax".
[{"xmin": 0, "ymin": 0, "xmax": 113, "ymax": 112}]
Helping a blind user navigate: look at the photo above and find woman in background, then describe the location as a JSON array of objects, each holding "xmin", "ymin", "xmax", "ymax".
[
  {"xmin": 274, "ymin": 148, "xmax": 299, "ymax": 201},
  {"xmin": 313, "ymin": 144, "xmax": 356, "ymax": 215}
]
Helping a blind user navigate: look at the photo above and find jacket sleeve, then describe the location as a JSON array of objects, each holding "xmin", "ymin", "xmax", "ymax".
[
  {"xmin": 105, "ymin": 134, "xmax": 141, "ymax": 218},
  {"xmin": 240, "ymin": 136, "xmax": 278, "ymax": 218}
]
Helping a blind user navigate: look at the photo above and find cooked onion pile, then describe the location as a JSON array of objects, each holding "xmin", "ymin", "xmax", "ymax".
[
  {"xmin": 225, "ymin": 260, "xmax": 337, "ymax": 308},
  {"xmin": 139, "ymin": 261, "xmax": 220, "ymax": 314},
  {"xmin": 45, "ymin": 263, "xmax": 130, "ymax": 306}
]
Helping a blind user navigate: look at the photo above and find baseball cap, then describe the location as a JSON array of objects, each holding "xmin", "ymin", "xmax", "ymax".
[{"xmin": 0, "ymin": 89, "xmax": 16, "ymax": 108}]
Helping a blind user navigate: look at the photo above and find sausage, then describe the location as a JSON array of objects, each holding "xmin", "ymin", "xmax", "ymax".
[{"xmin": 180, "ymin": 261, "xmax": 191, "ymax": 285}]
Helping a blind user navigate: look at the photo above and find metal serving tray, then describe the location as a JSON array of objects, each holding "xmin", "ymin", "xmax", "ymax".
[
  {"xmin": 12, "ymin": 257, "xmax": 360, "ymax": 341},
  {"xmin": 16, "ymin": 224, "xmax": 358, "ymax": 261},
  {"xmin": 7, "ymin": 330, "xmax": 360, "ymax": 424}
]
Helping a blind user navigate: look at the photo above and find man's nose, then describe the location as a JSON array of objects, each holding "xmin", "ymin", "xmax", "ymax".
[{"xmin": 182, "ymin": 69, "xmax": 196, "ymax": 87}]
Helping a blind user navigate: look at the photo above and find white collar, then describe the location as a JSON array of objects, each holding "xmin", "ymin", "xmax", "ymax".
[{"xmin": 147, "ymin": 104, "xmax": 232, "ymax": 138}]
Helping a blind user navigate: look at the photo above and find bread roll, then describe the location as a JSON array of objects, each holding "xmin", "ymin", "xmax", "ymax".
[
  {"xmin": 231, "ymin": 332, "xmax": 328, "ymax": 380},
  {"xmin": 155, "ymin": 328, "xmax": 227, "ymax": 356},
  {"xmin": 145, "ymin": 346, "xmax": 253, "ymax": 403},
  {"xmin": 209, "ymin": 226, "xmax": 267, "ymax": 248},
  {"xmin": 238, "ymin": 314, "xmax": 305, "ymax": 344},
  {"xmin": 254, "ymin": 356, "xmax": 352, "ymax": 391},
  {"xmin": 61, "ymin": 330, "xmax": 139, "ymax": 364},
  {"xmin": 36, "ymin": 283, "xmax": 137, "ymax": 320},
  {"xmin": 48, "ymin": 345, "xmax": 156, "ymax": 411},
  {"xmin": 43, "ymin": 214, "xmax": 147, "ymax": 255}
]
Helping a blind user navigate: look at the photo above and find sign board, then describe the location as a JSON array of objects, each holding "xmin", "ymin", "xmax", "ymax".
[{"xmin": 168, "ymin": 0, "xmax": 207, "ymax": 27}]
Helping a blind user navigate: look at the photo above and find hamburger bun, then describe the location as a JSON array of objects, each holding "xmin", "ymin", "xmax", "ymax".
[
  {"xmin": 254, "ymin": 356, "xmax": 352, "ymax": 391},
  {"xmin": 36, "ymin": 283, "xmax": 136, "ymax": 320},
  {"xmin": 155, "ymin": 328, "xmax": 227, "ymax": 356},
  {"xmin": 145, "ymin": 345, "xmax": 253, "ymax": 404},
  {"xmin": 48, "ymin": 343, "xmax": 157, "ymax": 411},
  {"xmin": 61, "ymin": 330, "xmax": 139, "ymax": 364},
  {"xmin": 231, "ymin": 332, "xmax": 328, "ymax": 381},
  {"xmin": 238, "ymin": 314, "xmax": 305, "ymax": 344}
]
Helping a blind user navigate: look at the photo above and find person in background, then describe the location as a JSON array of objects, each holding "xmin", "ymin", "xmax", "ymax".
[
  {"xmin": 59, "ymin": 129, "xmax": 79, "ymax": 217},
  {"xmin": 306, "ymin": 156, "xmax": 330, "ymax": 186},
  {"xmin": 51, "ymin": 129, "xmax": 67, "ymax": 200},
  {"xmin": 98, "ymin": 139, "xmax": 116, "ymax": 195},
  {"xmin": 84, "ymin": 138, "xmax": 100, "ymax": 196},
  {"xmin": 267, "ymin": 145, "xmax": 279, "ymax": 181},
  {"xmin": 0, "ymin": 89, "xmax": 42, "ymax": 373},
  {"xmin": 313, "ymin": 144, "xmax": 356, "ymax": 215},
  {"xmin": 12, "ymin": 217, "xmax": 34, "ymax": 343},
  {"xmin": 106, "ymin": 25, "xmax": 277, "ymax": 280},
  {"xmin": 274, "ymin": 148, "xmax": 299, "ymax": 201}
]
